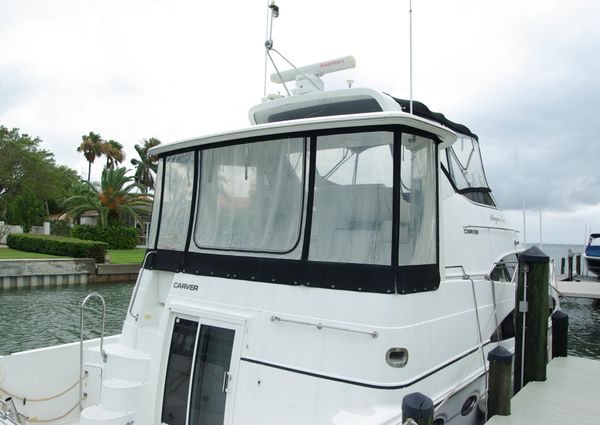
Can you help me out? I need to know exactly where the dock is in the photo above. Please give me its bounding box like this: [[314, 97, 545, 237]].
[[554, 278, 600, 299], [486, 356, 600, 425]]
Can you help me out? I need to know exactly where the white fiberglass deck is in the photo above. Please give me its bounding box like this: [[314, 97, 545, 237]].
[[486, 356, 600, 425]]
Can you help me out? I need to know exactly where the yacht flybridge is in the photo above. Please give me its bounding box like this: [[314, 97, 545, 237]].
[[1, 57, 523, 425]]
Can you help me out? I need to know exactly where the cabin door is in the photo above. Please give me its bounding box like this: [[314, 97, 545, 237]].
[[161, 315, 242, 425]]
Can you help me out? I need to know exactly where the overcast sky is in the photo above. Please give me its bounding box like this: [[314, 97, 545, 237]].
[[1, 0, 599, 244]]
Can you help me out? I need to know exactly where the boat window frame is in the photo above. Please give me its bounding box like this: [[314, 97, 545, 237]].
[[191, 136, 308, 255], [147, 124, 441, 294], [158, 311, 245, 425], [442, 137, 497, 208]]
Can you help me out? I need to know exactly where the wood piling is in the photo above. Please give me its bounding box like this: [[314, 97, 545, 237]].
[[551, 310, 569, 358], [514, 245, 549, 394], [487, 345, 513, 417], [401, 392, 433, 425]]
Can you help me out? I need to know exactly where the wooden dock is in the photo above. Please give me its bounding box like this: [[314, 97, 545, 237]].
[[553, 277, 600, 299], [486, 356, 600, 425]]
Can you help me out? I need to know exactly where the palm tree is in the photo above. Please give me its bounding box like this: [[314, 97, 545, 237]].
[[77, 132, 103, 181], [102, 140, 126, 169], [131, 138, 161, 194], [62, 167, 152, 227]]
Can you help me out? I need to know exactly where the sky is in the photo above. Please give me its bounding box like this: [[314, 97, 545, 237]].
[[1, 0, 599, 244]]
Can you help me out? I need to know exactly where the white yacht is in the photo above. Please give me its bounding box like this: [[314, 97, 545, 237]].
[[1, 58, 521, 425]]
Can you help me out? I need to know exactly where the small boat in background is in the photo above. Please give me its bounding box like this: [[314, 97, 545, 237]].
[[584, 233, 600, 277]]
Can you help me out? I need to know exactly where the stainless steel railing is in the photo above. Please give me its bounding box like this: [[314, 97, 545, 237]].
[[79, 293, 107, 411]]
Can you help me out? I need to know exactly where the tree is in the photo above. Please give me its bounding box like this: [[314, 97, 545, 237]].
[[8, 192, 47, 233], [0, 125, 80, 218], [131, 138, 161, 194], [62, 166, 152, 227], [78, 132, 103, 181], [102, 139, 126, 169]]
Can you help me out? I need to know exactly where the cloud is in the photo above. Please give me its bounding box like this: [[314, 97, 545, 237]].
[[1, 0, 600, 242]]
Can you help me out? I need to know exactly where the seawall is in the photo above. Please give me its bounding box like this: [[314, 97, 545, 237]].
[[0, 259, 139, 290]]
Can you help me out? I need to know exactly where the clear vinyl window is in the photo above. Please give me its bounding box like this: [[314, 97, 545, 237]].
[[310, 131, 394, 265], [399, 133, 437, 266], [157, 152, 195, 251], [194, 137, 305, 253], [147, 157, 164, 249]]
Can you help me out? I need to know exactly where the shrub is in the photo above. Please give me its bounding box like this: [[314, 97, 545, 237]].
[[71, 224, 138, 249], [6, 233, 107, 263]]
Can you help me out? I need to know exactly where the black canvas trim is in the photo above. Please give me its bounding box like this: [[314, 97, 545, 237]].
[[390, 96, 478, 140], [148, 249, 184, 272], [153, 159, 167, 249], [396, 264, 440, 294], [179, 252, 395, 294], [302, 137, 317, 260], [148, 250, 437, 295]]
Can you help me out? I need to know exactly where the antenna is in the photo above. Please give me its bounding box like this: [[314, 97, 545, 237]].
[[409, 0, 414, 114], [523, 202, 527, 248], [263, 1, 279, 98], [270, 56, 356, 83]]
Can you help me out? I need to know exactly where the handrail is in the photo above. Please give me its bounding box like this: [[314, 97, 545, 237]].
[[0, 397, 25, 424], [128, 250, 156, 321], [463, 225, 519, 233], [79, 293, 107, 412], [270, 315, 379, 338]]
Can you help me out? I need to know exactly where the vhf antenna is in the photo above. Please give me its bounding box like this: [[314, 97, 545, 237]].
[[263, 1, 321, 98], [409, 0, 414, 114], [263, 0, 279, 98]]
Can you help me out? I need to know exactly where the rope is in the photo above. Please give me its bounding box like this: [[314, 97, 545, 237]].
[[0, 372, 86, 403], [435, 271, 510, 413], [549, 261, 591, 346], [469, 275, 489, 422], [26, 401, 80, 423]]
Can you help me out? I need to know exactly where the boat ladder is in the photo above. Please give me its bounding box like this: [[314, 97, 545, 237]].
[[0, 396, 26, 425], [79, 292, 108, 412]]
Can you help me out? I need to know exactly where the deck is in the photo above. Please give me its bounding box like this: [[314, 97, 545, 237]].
[[486, 356, 600, 425], [554, 277, 600, 299]]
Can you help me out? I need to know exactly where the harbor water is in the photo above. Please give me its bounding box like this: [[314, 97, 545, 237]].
[[0, 282, 134, 355], [1, 243, 598, 358]]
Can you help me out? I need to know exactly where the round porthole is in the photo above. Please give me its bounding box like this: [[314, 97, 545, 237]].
[[461, 395, 478, 416], [385, 348, 408, 368]]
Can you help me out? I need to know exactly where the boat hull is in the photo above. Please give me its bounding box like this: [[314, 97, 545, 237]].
[[584, 254, 600, 277]]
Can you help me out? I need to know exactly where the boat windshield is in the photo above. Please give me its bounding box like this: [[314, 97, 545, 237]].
[[443, 136, 496, 207], [588, 235, 600, 247]]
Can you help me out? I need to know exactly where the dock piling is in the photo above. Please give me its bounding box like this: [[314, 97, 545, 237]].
[[401, 392, 434, 425], [514, 245, 550, 394], [551, 310, 569, 358], [487, 345, 513, 417]]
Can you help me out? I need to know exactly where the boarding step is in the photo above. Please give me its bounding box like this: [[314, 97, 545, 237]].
[[79, 405, 136, 425], [88, 343, 151, 382], [134, 325, 162, 354], [100, 378, 146, 412]]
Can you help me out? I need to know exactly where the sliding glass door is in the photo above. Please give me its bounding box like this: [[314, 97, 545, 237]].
[[162, 317, 239, 425]]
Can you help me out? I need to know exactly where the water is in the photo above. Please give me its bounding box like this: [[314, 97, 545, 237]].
[[533, 243, 600, 360], [1, 247, 598, 360], [0, 282, 134, 355]]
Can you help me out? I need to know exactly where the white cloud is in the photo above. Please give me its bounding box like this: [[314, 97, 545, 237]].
[[1, 0, 599, 242]]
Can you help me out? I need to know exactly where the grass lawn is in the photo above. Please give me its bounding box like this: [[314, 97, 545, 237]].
[[0, 248, 68, 260], [107, 248, 146, 264], [0, 247, 146, 264]]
